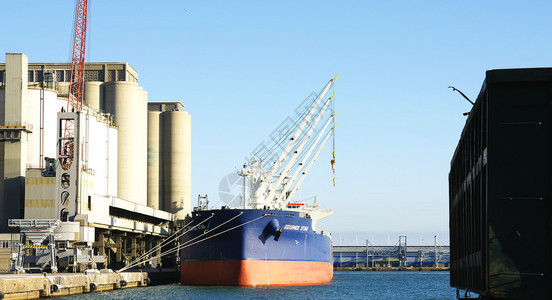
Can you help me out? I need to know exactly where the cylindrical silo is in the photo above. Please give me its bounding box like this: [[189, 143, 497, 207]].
[[99, 83, 107, 112], [104, 81, 147, 206], [84, 81, 102, 112], [161, 111, 191, 220], [147, 111, 161, 209]]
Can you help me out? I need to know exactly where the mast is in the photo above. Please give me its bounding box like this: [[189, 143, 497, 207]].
[[238, 164, 251, 209]]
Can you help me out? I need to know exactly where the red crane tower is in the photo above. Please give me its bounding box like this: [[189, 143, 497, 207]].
[[68, 0, 88, 111], [61, 0, 88, 170]]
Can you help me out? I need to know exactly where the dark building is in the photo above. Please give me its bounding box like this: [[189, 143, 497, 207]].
[[449, 68, 552, 299]]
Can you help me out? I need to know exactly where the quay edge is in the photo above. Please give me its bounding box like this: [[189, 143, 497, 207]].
[[0, 271, 149, 299]]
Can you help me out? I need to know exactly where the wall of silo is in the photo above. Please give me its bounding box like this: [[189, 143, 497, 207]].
[[86, 114, 109, 196], [45, 98, 67, 163], [0, 89, 4, 122], [84, 81, 102, 112], [25, 89, 41, 168], [104, 82, 147, 206], [107, 126, 118, 197], [147, 111, 161, 209], [26, 88, 58, 168], [161, 111, 191, 220]]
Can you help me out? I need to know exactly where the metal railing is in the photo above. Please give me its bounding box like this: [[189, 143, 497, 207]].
[[0, 121, 33, 130]]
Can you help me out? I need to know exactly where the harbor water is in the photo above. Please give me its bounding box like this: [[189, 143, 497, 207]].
[[57, 271, 458, 299]]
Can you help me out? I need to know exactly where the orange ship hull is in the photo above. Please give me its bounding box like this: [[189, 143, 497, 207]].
[[181, 260, 333, 286]]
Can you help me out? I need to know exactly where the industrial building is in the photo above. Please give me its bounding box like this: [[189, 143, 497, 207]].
[[450, 68, 552, 299], [0, 53, 191, 270]]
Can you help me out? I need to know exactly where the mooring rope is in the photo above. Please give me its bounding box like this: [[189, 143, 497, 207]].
[[119, 213, 267, 271], [118, 214, 213, 272], [176, 212, 244, 250], [177, 213, 266, 251], [125, 219, 196, 268], [119, 212, 244, 271], [120, 212, 246, 271], [156, 213, 266, 263]]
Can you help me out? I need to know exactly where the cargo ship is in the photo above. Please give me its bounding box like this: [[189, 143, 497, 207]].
[[180, 76, 338, 286]]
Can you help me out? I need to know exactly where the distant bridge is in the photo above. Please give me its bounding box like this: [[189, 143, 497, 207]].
[[333, 244, 450, 268]]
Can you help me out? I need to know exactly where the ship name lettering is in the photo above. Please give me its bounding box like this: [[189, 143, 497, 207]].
[[284, 224, 300, 230], [283, 225, 309, 231]]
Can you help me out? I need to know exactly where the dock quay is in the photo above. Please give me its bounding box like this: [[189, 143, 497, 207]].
[[0, 270, 149, 299]]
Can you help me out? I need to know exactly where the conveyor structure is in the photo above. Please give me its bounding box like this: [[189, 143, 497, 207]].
[[8, 219, 60, 273]]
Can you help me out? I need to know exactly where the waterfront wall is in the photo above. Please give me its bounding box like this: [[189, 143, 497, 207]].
[[0, 271, 148, 299]]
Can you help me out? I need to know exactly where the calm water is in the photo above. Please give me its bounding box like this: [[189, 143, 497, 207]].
[[58, 271, 458, 299]]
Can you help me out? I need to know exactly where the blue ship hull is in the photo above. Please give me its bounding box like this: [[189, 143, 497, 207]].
[[180, 208, 333, 286]]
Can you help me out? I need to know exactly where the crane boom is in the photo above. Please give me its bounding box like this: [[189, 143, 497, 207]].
[[251, 75, 337, 207], [266, 94, 335, 206], [276, 111, 336, 204], [285, 124, 336, 202]]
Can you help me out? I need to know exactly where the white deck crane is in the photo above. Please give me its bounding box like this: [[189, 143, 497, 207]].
[[266, 94, 335, 208], [243, 75, 338, 213], [275, 110, 337, 205]]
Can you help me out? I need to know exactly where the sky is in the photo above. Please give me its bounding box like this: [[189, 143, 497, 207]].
[[2, 1, 552, 245]]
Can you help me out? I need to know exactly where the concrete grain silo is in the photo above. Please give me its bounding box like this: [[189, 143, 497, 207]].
[[161, 110, 191, 220], [104, 81, 147, 206], [1, 57, 181, 266], [84, 81, 102, 112], [147, 110, 161, 209]]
